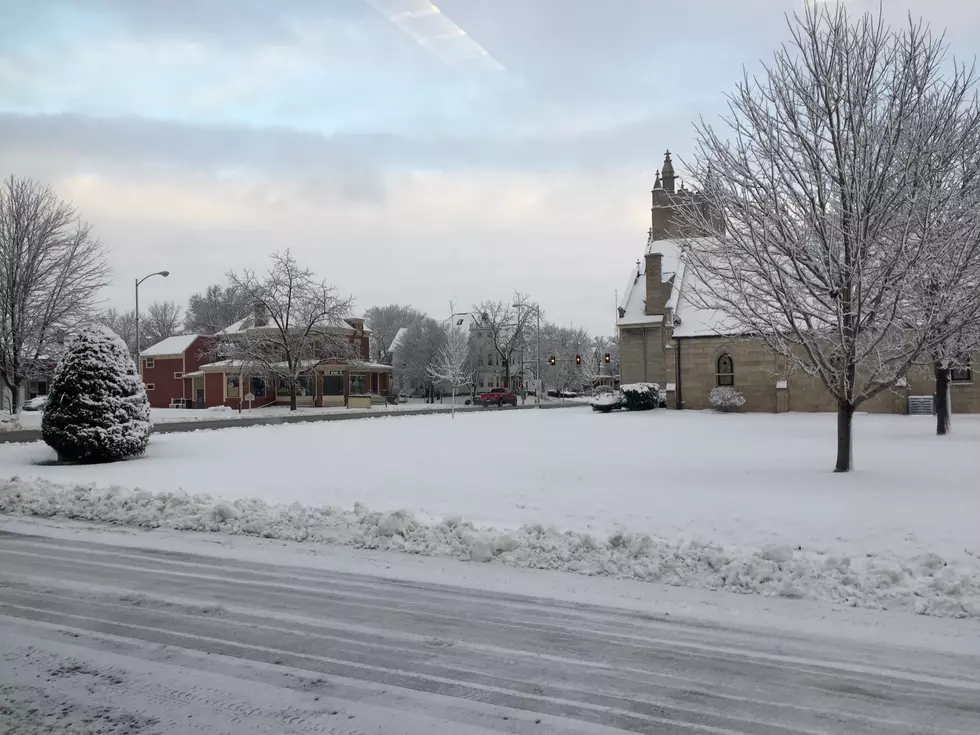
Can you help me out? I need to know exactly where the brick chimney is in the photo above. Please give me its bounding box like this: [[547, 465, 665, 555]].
[[644, 252, 670, 315]]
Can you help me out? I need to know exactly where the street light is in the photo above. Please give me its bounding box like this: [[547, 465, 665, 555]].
[[135, 270, 170, 379]]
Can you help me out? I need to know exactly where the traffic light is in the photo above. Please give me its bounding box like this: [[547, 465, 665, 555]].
[[549, 356, 556, 366], [575, 354, 582, 365], [604, 353, 611, 363]]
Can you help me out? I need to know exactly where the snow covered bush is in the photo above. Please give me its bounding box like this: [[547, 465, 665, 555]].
[[621, 383, 659, 411], [709, 386, 745, 412], [41, 325, 151, 463]]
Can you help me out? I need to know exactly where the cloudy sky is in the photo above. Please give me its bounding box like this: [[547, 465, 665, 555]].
[[1, 0, 978, 335]]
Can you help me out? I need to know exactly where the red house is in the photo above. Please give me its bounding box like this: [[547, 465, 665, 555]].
[[139, 316, 393, 411], [139, 335, 212, 408]]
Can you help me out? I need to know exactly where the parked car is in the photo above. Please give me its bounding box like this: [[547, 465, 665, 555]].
[[22, 395, 48, 411], [591, 391, 624, 413], [476, 387, 518, 407]]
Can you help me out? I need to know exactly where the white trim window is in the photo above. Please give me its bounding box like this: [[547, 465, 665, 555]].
[[145, 358, 155, 369], [173, 371, 183, 379], [145, 383, 155, 391]]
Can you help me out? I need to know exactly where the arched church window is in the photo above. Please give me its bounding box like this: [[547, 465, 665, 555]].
[[716, 354, 735, 387]]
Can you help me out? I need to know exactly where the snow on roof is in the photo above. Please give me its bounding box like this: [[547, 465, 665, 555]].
[[140, 334, 201, 357], [616, 238, 685, 328], [671, 263, 747, 338], [216, 317, 250, 335], [388, 326, 408, 354]]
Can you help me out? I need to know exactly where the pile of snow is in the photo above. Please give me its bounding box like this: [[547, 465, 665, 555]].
[[0, 414, 21, 432], [591, 392, 621, 408], [3, 476, 978, 620]]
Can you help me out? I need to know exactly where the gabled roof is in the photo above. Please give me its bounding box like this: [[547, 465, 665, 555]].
[[616, 238, 685, 327], [388, 326, 409, 354], [140, 334, 203, 357], [617, 236, 747, 338]]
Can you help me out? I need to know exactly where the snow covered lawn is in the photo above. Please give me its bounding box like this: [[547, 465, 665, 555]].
[[2, 409, 979, 618]]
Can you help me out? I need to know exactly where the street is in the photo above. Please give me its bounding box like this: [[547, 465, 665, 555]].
[[1, 529, 979, 734]]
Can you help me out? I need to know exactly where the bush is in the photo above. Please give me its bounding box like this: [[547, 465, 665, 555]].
[[709, 386, 745, 412], [42, 325, 152, 463], [621, 382, 659, 411]]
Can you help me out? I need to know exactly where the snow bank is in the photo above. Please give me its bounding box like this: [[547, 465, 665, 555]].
[[0, 414, 21, 432], [3, 476, 978, 620]]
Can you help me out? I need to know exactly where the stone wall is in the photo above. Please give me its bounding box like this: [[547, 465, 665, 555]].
[[619, 325, 669, 386], [673, 338, 980, 414]]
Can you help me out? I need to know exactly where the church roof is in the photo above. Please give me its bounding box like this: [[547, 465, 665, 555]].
[[617, 236, 747, 337]]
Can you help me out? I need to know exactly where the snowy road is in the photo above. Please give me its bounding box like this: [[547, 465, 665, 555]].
[[2, 531, 980, 734]]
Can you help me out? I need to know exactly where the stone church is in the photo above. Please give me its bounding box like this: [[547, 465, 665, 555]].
[[616, 152, 980, 414]]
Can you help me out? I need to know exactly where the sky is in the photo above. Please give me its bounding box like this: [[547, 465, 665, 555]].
[[1, 0, 978, 336]]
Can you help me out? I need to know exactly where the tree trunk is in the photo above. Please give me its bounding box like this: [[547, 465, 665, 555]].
[[451, 387, 456, 418], [935, 364, 951, 436], [10, 377, 22, 414], [834, 401, 854, 473], [290, 382, 298, 411]]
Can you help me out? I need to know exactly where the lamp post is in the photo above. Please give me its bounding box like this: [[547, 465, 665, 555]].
[[135, 270, 170, 379]]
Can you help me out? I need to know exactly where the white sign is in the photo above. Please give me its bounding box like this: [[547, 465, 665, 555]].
[[244, 393, 255, 402]]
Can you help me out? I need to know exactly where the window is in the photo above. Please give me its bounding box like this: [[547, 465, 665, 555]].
[[145, 383, 155, 391], [225, 375, 240, 398], [173, 371, 183, 379], [350, 373, 367, 395], [322, 373, 343, 396], [250, 377, 266, 397], [488, 353, 493, 366], [716, 354, 734, 386], [145, 358, 155, 369], [951, 361, 973, 383]]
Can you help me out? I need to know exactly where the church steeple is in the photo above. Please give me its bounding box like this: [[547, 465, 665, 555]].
[[661, 150, 676, 193], [653, 169, 662, 191]]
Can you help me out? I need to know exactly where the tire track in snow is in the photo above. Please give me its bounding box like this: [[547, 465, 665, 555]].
[[2, 531, 980, 734]]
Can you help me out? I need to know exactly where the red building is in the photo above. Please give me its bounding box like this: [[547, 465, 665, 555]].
[[139, 317, 393, 411], [139, 335, 212, 409]]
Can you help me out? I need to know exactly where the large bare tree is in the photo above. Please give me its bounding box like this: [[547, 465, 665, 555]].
[[0, 176, 109, 413], [364, 304, 420, 365], [184, 283, 248, 334], [472, 292, 537, 390], [143, 300, 183, 346], [214, 250, 355, 411], [96, 308, 138, 357], [676, 4, 980, 471], [394, 316, 447, 402]]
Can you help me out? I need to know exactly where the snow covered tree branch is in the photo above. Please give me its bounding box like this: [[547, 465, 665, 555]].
[[0, 176, 109, 413], [212, 250, 355, 411], [675, 4, 980, 471], [426, 326, 472, 416], [472, 292, 537, 390]]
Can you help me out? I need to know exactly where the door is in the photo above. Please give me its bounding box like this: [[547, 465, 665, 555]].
[[196, 389, 204, 409]]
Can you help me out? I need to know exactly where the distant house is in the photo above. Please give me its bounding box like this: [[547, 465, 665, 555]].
[[139, 334, 212, 409], [142, 311, 395, 411]]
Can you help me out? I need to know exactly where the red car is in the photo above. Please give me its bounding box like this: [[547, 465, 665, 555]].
[[477, 387, 518, 407]]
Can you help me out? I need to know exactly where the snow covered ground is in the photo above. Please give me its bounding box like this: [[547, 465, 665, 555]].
[[1, 409, 979, 618]]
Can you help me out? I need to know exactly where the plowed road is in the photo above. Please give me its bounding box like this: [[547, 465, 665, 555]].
[[1, 529, 979, 734]]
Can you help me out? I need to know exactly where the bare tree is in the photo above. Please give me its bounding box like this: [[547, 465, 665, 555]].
[[394, 316, 447, 402], [214, 250, 355, 411], [426, 326, 472, 416], [676, 4, 980, 471], [472, 292, 537, 389], [364, 304, 420, 365], [0, 176, 109, 413], [540, 323, 590, 397], [578, 344, 603, 395], [96, 308, 139, 357], [143, 300, 183, 345], [184, 283, 248, 334]]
